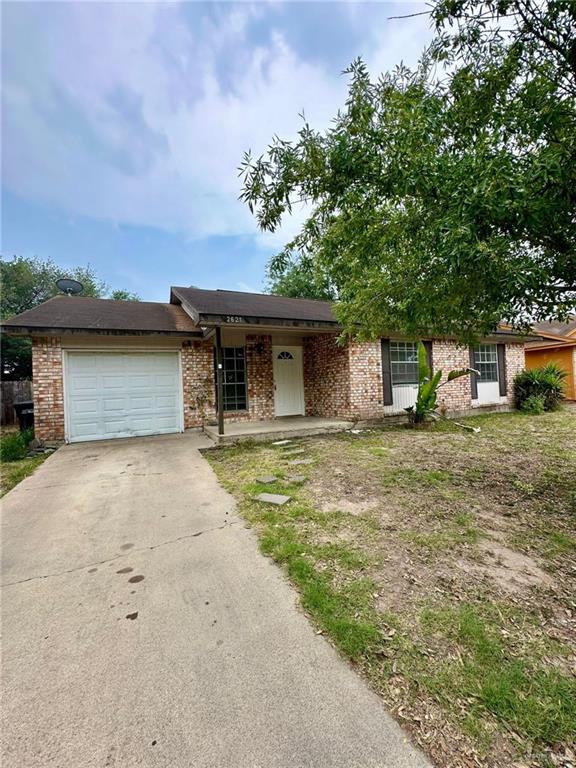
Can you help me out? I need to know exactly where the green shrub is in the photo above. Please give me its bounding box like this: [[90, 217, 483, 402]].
[[0, 429, 34, 463], [520, 394, 545, 415], [514, 364, 567, 412]]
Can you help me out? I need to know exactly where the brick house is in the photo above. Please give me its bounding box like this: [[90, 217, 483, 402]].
[[2, 287, 526, 444]]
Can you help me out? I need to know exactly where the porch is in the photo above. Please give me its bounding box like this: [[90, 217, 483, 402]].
[[204, 416, 354, 445]]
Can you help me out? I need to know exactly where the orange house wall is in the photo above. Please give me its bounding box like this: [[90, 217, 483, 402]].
[[525, 347, 575, 400]]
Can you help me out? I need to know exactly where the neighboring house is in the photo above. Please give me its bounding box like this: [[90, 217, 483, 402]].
[[2, 287, 527, 444], [525, 316, 576, 401]]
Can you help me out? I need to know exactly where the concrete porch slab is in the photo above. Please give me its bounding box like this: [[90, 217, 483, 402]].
[[204, 416, 354, 445]]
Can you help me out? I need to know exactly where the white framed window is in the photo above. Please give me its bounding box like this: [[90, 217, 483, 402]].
[[390, 341, 419, 385], [473, 344, 498, 383]]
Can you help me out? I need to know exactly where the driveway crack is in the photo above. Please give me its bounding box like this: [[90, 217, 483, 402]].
[[1, 520, 241, 588]]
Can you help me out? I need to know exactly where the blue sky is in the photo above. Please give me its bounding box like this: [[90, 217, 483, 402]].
[[2, 1, 432, 301]]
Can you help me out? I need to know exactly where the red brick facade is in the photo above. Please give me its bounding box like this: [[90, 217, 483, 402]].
[[32, 337, 65, 443], [181, 339, 214, 429], [303, 334, 350, 417], [432, 341, 474, 412], [246, 335, 274, 421], [30, 334, 526, 442]]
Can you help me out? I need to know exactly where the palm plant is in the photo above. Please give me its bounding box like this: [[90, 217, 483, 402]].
[[405, 342, 479, 425]]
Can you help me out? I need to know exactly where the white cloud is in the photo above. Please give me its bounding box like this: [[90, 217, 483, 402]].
[[2, 2, 432, 247]]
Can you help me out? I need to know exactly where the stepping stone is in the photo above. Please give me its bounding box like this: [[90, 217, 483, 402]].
[[285, 474, 306, 484], [253, 493, 291, 506], [256, 475, 279, 485], [272, 440, 293, 446], [287, 459, 313, 466]]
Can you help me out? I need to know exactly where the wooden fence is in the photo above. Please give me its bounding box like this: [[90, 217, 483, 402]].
[[1, 380, 33, 426]]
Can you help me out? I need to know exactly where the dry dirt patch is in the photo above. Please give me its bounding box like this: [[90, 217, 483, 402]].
[[209, 410, 576, 768]]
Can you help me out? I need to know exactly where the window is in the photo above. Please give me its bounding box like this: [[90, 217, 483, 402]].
[[277, 351, 293, 360], [473, 344, 498, 382], [390, 341, 419, 385], [216, 347, 247, 411]]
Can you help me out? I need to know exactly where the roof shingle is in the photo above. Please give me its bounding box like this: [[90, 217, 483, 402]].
[[171, 286, 336, 323], [2, 296, 199, 334]]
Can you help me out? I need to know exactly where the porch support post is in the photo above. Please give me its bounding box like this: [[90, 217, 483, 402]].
[[215, 326, 225, 436]]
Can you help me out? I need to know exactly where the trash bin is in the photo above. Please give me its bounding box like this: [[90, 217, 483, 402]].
[[13, 400, 34, 432]]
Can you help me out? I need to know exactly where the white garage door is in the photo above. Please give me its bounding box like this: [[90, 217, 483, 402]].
[[65, 351, 183, 443]]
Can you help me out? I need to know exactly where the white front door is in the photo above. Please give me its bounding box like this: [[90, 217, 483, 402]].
[[273, 346, 305, 417], [65, 351, 183, 443]]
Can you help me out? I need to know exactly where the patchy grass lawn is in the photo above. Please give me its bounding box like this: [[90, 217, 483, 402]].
[[0, 454, 49, 497], [207, 410, 576, 768], [0, 425, 50, 496]]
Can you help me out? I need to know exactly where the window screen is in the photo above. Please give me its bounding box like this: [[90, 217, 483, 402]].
[[216, 347, 247, 411], [390, 341, 419, 385], [473, 344, 498, 382]]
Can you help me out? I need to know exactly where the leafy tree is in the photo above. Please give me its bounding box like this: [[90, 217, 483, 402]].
[[241, 0, 576, 341], [268, 255, 336, 300], [1, 255, 140, 378], [109, 289, 141, 301]]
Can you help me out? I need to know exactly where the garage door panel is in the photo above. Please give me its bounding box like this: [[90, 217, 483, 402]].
[[102, 375, 127, 389], [104, 419, 129, 434], [73, 421, 103, 438], [66, 352, 183, 443], [155, 415, 180, 429], [155, 395, 177, 408], [128, 374, 154, 388], [102, 397, 127, 412], [129, 396, 155, 410], [72, 398, 100, 415], [155, 373, 178, 386], [71, 375, 99, 390]]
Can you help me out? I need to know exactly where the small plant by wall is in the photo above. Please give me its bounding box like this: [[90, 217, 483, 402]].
[[514, 364, 567, 413], [0, 428, 34, 462]]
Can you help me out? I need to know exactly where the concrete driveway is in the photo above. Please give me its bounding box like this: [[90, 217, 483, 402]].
[[1, 433, 430, 768]]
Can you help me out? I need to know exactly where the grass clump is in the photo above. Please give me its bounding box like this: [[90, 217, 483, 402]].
[[420, 604, 576, 745], [401, 512, 479, 550], [0, 454, 49, 496], [0, 428, 34, 462]]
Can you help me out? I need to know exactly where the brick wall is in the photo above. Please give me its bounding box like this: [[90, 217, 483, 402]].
[[30, 334, 526, 443], [32, 337, 65, 442], [303, 334, 351, 417], [303, 336, 525, 421], [246, 335, 274, 420], [348, 340, 384, 419], [432, 341, 473, 413], [185, 334, 275, 426], [181, 339, 214, 428], [504, 343, 525, 406]]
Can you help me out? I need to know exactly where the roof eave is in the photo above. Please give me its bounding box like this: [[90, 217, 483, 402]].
[[197, 313, 339, 330], [1, 325, 203, 338]]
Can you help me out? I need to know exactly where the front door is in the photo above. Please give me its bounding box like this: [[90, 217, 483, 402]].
[[273, 346, 305, 416]]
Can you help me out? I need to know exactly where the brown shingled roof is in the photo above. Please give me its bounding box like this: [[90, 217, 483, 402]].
[[171, 286, 337, 323], [2, 296, 200, 334], [532, 315, 576, 338]]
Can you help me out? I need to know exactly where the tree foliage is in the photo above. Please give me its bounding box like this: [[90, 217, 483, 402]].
[[1, 255, 140, 378], [267, 255, 336, 300], [241, 0, 576, 341]]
